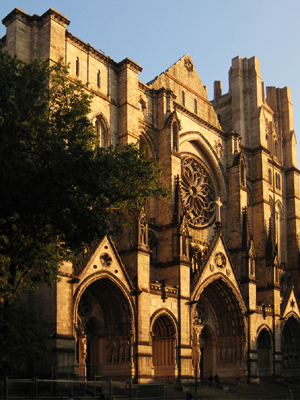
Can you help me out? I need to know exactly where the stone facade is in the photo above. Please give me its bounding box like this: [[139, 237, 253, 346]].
[[2, 7, 300, 383]]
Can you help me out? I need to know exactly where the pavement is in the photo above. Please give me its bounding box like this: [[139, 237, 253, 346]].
[[163, 379, 300, 399]]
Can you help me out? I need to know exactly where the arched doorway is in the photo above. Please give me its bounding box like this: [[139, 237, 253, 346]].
[[257, 328, 272, 377], [152, 313, 177, 380], [282, 316, 300, 376], [194, 277, 246, 380], [199, 325, 215, 380], [76, 277, 133, 380]]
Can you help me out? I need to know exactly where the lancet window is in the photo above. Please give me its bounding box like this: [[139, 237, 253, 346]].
[[97, 70, 101, 88], [95, 118, 107, 148], [76, 57, 80, 77]]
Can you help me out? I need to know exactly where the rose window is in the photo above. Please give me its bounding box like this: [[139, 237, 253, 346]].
[[181, 156, 216, 227]]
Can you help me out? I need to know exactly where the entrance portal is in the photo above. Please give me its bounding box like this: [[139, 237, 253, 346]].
[[257, 328, 272, 377], [195, 277, 246, 380], [199, 326, 215, 379], [76, 278, 133, 380], [152, 314, 176, 379], [282, 316, 300, 376]]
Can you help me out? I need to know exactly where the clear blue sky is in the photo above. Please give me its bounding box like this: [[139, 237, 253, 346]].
[[1, 1, 300, 163]]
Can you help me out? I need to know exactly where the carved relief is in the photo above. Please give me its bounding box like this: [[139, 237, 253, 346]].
[[139, 214, 148, 246], [214, 252, 226, 269], [184, 58, 194, 72], [78, 294, 93, 320], [100, 253, 112, 267], [214, 139, 223, 158]]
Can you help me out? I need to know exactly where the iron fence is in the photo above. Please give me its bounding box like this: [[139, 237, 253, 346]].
[[1, 376, 165, 400]]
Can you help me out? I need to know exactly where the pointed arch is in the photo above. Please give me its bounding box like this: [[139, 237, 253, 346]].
[[76, 57, 80, 77], [74, 272, 135, 379], [92, 113, 110, 148], [165, 111, 181, 152], [150, 309, 178, 379], [275, 200, 285, 263], [257, 326, 273, 377], [179, 131, 227, 205], [97, 70, 101, 88]]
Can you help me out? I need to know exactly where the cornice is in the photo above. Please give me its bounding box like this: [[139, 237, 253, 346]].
[[138, 81, 151, 92], [267, 158, 285, 172], [175, 102, 224, 136], [261, 103, 275, 117], [286, 166, 300, 175], [65, 31, 119, 72], [252, 145, 271, 155], [44, 8, 70, 28], [118, 57, 143, 74], [2, 8, 70, 29]]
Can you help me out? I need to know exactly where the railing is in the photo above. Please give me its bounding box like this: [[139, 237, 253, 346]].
[[1, 376, 165, 400]]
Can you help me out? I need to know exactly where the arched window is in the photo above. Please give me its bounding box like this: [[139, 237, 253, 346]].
[[76, 57, 80, 77], [172, 123, 178, 151], [139, 136, 151, 160], [181, 91, 185, 106], [95, 118, 106, 148], [240, 162, 246, 187], [275, 173, 281, 190], [275, 202, 284, 263], [97, 70, 101, 88], [268, 169, 272, 185], [274, 140, 278, 158], [194, 99, 197, 114], [182, 231, 187, 256]]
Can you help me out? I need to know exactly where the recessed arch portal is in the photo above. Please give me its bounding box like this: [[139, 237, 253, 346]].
[[151, 310, 178, 379], [75, 276, 134, 379], [282, 315, 300, 376], [257, 327, 272, 377], [193, 276, 247, 379]]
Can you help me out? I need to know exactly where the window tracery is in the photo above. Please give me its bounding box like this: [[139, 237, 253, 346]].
[[95, 117, 107, 148], [181, 156, 216, 228]]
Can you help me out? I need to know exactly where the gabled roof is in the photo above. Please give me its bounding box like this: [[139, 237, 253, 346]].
[[148, 54, 208, 99], [191, 225, 246, 311], [281, 284, 300, 319], [73, 236, 134, 291]]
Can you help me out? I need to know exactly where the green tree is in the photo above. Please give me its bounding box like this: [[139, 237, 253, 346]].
[[0, 51, 167, 375]]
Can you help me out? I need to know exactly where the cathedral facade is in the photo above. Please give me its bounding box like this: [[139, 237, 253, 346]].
[[3, 8, 300, 382]]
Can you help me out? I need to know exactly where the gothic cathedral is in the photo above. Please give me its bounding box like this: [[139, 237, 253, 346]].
[[3, 8, 300, 382]]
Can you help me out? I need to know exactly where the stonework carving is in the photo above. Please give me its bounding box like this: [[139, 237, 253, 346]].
[[78, 295, 93, 320], [214, 139, 223, 157], [193, 301, 208, 326], [215, 252, 226, 268], [139, 214, 148, 245], [181, 156, 216, 227], [100, 253, 112, 267], [184, 58, 194, 72]]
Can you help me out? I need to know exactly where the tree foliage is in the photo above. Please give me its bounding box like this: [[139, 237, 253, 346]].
[[0, 51, 167, 304], [0, 300, 49, 375], [0, 50, 168, 377]]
